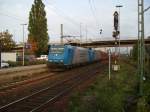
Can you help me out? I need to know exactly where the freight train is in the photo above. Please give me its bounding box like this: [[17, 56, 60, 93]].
[[47, 44, 107, 69]]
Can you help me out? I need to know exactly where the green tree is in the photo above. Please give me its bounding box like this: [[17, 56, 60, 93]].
[[28, 0, 48, 56], [0, 30, 16, 52]]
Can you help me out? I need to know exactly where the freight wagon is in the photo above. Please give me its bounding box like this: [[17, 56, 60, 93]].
[[47, 44, 102, 69]]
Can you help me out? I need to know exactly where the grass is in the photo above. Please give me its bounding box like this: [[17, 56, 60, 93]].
[[136, 78, 150, 112], [68, 60, 139, 112]]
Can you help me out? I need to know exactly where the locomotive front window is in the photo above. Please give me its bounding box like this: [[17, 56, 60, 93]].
[[50, 47, 64, 54]]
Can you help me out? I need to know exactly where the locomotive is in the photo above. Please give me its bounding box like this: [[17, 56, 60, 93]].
[[47, 44, 104, 69]]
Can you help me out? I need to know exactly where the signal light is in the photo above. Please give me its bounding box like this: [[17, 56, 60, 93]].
[[114, 11, 119, 31]]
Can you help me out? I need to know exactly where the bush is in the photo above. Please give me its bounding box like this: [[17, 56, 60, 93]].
[[7, 60, 47, 67], [7, 61, 22, 67]]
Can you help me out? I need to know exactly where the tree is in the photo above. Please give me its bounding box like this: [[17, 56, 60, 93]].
[[0, 30, 16, 52], [28, 0, 48, 56]]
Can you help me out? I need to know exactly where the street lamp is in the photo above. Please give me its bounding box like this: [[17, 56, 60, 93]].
[[21, 24, 27, 66], [116, 5, 123, 59]]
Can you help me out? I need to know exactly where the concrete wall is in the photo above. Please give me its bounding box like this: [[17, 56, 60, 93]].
[[1, 52, 16, 62]]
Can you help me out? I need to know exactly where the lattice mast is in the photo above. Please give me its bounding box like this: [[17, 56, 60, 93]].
[[138, 0, 145, 96]]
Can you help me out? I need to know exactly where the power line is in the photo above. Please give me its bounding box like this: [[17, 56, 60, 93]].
[[144, 6, 150, 12], [0, 12, 25, 22], [88, 0, 102, 38], [45, 1, 79, 26], [92, 0, 97, 12], [44, 0, 97, 38], [45, 0, 95, 38], [44, 1, 80, 34], [88, 0, 99, 25]]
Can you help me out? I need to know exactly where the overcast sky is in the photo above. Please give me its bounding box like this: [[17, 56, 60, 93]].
[[0, 0, 150, 43]]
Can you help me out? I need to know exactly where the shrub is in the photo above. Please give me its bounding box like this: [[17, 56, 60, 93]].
[[7, 60, 47, 67]]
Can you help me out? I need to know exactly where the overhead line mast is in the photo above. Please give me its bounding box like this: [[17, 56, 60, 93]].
[[138, 0, 145, 96]]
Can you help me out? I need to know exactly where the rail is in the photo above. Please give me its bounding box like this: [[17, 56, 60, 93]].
[[0, 64, 102, 112]]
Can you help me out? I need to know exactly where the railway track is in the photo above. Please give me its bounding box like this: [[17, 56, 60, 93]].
[[0, 64, 49, 87], [0, 63, 103, 112], [0, 73, 54, 92]]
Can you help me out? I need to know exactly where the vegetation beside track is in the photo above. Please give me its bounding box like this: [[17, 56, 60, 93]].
[[68, 59, 149, 112], [7, 60, 46, 67], [131, 44, 150, 112]]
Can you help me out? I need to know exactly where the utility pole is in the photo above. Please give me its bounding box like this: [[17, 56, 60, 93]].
[[60, 24, 63, 44], [138, 0, 145, 96], [80, 23, 82, 44], [21, 24, 27, 66], [86, 25, 88, 43]]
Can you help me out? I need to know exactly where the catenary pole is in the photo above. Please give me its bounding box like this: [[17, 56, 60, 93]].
[[138, 0, 145, 96], [21, 24, 27, 66]]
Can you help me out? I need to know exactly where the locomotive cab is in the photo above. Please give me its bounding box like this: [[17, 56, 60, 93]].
[[48, 45, 65, 64], [48, 44, 75, 68]]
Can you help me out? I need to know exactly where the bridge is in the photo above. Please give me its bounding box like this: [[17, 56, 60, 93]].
[[70, 39, 150, 47]]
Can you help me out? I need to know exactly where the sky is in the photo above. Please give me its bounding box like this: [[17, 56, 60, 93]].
[[0, 0, 150, 43]]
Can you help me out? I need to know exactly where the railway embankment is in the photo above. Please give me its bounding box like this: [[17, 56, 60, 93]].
[[68, 59, 150, 112], [0, 64, 48, 87]]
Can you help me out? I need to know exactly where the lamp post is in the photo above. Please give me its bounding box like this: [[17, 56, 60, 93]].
[[21, 24, 27, 66], [116, 5, 123, 60]]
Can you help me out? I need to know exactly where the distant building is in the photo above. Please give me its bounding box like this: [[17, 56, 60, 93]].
[[1, 52, 17, 62], [12, 44, 23, 57]]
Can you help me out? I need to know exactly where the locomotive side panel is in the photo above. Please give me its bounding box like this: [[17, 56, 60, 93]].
[[63, 46, 75, 65], [72, 47, 89, 65]]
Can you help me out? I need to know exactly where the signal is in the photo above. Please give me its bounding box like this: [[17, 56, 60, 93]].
[[114, 11, 119, 31]]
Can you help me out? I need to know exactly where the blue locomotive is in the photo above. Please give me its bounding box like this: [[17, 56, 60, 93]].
[[47, 44, 101, 69]]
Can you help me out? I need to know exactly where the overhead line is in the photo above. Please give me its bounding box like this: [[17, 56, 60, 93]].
[[0, 12, 25, 22], [88, 0, 99, 25], [44, 1, 80, 33], [144, 6, 150, 12], [92, 0, 97, 12], [44, 0, 97, 38]]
